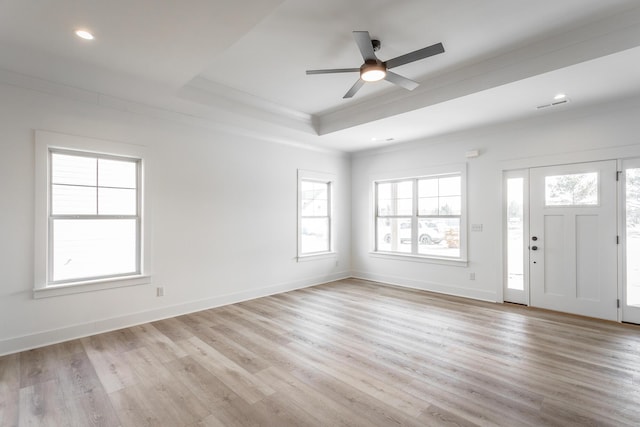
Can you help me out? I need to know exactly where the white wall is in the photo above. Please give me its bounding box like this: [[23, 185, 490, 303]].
[[3, 74, 640, 356], [351, 96, 640, 302], [0, 82, 351, 355]]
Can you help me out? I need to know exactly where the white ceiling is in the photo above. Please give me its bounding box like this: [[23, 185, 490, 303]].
[[1, 0, 640, 152]]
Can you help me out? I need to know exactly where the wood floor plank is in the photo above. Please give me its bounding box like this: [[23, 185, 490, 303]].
[[256, 366, 371, 427], [417, 404, 481, 427], [151, 317, 195, 342], [81, 335, 137, 394], [18, 347, 58, 388], [166, 356, 242, 407], [128, 323, 188, 363], [286, 363, 430, 427], [186, 325, 270, 374], [108, 383, 165, 427], [55, 349, 104, 398], [0, 353, 20, 427], [62, 391, 121, 427], [18, 379, 69, 426], [177, 336, 275, 405]]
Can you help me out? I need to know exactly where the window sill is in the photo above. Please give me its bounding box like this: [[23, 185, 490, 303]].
[[33, 275, 152, 299], [369, 251, 468, 267], [297, 252, 337, 262]]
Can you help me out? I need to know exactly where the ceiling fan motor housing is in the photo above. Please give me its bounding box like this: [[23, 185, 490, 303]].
[[360, 59, 386, 82]]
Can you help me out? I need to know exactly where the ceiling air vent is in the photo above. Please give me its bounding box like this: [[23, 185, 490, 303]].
[[536, 99, 569, 110]]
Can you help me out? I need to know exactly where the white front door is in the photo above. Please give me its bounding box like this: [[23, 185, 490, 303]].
[[529, 160, 618, 321]]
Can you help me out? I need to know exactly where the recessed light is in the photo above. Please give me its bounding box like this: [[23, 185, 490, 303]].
[[554, 93, 566, 100], [75, 30, 95, 40]]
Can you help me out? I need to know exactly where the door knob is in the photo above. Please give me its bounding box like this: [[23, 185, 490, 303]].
[[532, 236, 538, 241], [531, 246, 538, 251]]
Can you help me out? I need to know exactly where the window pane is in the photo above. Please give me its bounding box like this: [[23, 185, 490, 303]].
[[626, 168, 640, 306], [394, 181, 412, 216], [98, 158, 137, 189], [377, 197, 392, 216], [418, 218, 460, 257], [418, 197, 439, 215], [397, 198, 412, 216], [397, 181, 412, 199], [301, 181, 315, 216], [313, 200, 328, 216], [418, 178, 438, 198], [51, 184, 96, 215], [98, 188, 137, 215], [507, 178, 524, 291], [376, 218, 411, 253], [301, 217, 329, 253], [301, 181, 328, 217], [377, 181, 412, 216], [439, 196, 461, 215], [439, 176, 461, 196], [52, 219, 137, 282], [545, 172, 598, 206], [51, 153, 96, 186], [377, 182, 391, 200]]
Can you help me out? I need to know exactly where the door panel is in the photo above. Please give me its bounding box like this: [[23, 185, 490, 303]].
[[530, 160, 617, 321], [543, 214, 566, 296], [576, 215, 599, 300]]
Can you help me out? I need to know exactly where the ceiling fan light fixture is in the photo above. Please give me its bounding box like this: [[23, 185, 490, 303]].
[[360, 62, 386, 82]]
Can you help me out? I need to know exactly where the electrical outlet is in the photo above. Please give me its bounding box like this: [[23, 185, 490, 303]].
[[469, 272, 476, 280], [157, 287, 164, 297]]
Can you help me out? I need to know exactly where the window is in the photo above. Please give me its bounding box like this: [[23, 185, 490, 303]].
[[35, 131, 150, 297], [625, 166, 640, 307], [374, 169, 465, 261], [298, 170, 335, 258], [503, 169, 528, 305], [545, 172, 598, 206], [50, 151, 140, 282], [506, 176, 525, 291]]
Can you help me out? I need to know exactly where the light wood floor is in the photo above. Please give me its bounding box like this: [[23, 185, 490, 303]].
[[2, 279, 640, 426]]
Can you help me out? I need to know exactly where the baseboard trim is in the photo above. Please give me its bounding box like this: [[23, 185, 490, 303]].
[[350, 271, 498, 302], [0, 272, 350, 356]]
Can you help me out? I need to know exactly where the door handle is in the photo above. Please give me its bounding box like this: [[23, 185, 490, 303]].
[[531, 246, 538, 251]]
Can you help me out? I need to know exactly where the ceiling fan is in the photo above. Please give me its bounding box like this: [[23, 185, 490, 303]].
[[306, 31, 445, 99]]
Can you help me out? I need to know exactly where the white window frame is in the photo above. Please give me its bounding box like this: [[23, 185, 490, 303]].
[[34, 130, 151, 298], [297, 169, 336, 261], [370, 164, 467, 266]]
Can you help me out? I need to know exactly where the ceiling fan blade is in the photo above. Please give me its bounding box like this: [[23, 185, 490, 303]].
[[343, 79, 365, 98], [353, 31, 377, 61], [306, 68, 360, 75], [384, 71, 419, 91], [385, 42, 445, 69]]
